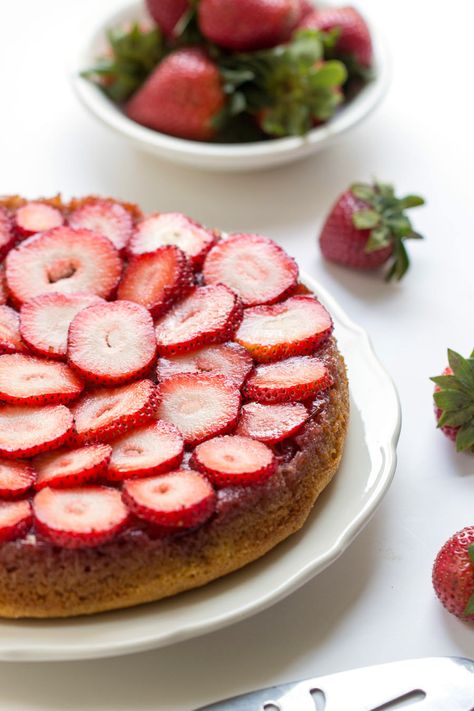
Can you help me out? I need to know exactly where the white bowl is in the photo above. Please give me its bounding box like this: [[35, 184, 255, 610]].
[[72, 1, 391, 172]]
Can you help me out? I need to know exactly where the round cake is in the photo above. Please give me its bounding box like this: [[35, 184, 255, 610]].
[[0, 195, 349, 618]]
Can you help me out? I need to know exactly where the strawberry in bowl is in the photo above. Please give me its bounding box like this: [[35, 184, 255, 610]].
[[73, 2, 389, 169], [0, 193, 349, 618]]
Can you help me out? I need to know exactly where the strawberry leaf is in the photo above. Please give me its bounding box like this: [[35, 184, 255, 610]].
[[215, 30, 347, 137], [430, 375, 470, 393], [465, 593, 474, 617], [365, 226, 391, 253], [437, 405, 474, 428], [447, 349, 474, 392], [456, 423, 474, 452], [349, 180, 425, 281], [81, 24, 164, 103], [469, 544, 474, 567], [385, 239, 409, 282], [434, 390, 473, 411], [400, 195, 425, 209], [350, 183, 376, 202], [353, 209, 380, 230]]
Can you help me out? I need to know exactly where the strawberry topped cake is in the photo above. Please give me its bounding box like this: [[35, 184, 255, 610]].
[[0, 195, 348, 618]]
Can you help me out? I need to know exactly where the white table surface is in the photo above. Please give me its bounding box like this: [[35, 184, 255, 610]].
[[0, 0, 473, 708]]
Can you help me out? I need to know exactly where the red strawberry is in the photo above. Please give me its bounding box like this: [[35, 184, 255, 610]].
[[128, 213, 216, 269], [117, 246, 194, 318], [0, 404, 73, 459], [123, 470, 215, 529], [299, 0, 314, 21], [299, 6, 373, 68], [145, 0, 189, 37], [157, 341, 253, 388], [319, 182, 425, 281], [236, 401, 308, 444], [34, 444, 112, 490], [0, 354, 84, 405], [431, 350, 474, 452], [0, 306, 28, 355], [0, 500, 32, 543], [5, 226, 122, 304], [203, 234, 298, 307], [33, 486, 129, 548], [156, 373, 240, 445], [126, 48, 226, 142], [107, 420, 184, 481], [0, 207, 15, 261], [14, 202, 64, 239], [432, 526, 474, 620], [67, 301, 157, 385], [198, 0, 301, 51], [236, 295, 332, 362], [0, 267, 8, 305], [0, 459, 35, 499], [72, 379, 157, 445], [19, 293, 104, 360], [191, 434, 277, 486], [68, 198, 135, 252], [244, 355, 332, 403], [155, 285, 243, 356]]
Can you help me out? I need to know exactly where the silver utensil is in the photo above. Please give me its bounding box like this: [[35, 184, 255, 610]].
[[194, 656, 474, 710]]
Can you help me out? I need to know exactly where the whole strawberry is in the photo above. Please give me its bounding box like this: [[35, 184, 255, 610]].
[[319, 181, 425, 281], [431, 350, 474, 452], [126, 47, 226, 141], [432, 526, 474, 620], [298, 5, 373, 67], [198, 0, 301, 51], [145, 0, 189, 37]]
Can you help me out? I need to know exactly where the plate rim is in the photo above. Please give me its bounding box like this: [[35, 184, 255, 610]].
[[70, 0, 392, 169], [0, 273, 401, 661]]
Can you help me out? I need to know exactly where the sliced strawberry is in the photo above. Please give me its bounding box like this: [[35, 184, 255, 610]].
[[190, 434, 277, 486], [156, 373, 240, 445], [0, 404, 73, 459], [156, 341, 253, 388], [244, 355, 332, 403], [67, 301, 157, 385], [122, 470, 215, 528], [72, 379, 157, 444], [0, 207, 15, 261], [14, 202, 64, 238], [117, 246, 194, 318], [0, 458, 35, 499], [33, 485, 129, 548], [0, 354, 84, 405], [0, 305, 28, 354], [68, 198, 134, 252], [34, 444, 112, 490], [236, 295, 333, 362], [236, 401, 308, 444], [203, 234, 298, 306], [0, 500, 32, 543], [155, 285, 242, 356], [19, 292, 104, 360], [5, 226, 122, 304], [128, 213, 216, 269], [0, 267, 8, 305], [107, 420, 184, 481]]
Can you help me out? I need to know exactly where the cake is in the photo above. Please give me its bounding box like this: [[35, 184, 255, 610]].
[[0, 195, 349, 618]]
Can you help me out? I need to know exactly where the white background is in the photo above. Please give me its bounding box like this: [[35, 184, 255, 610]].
[[0, 0, 473, 708]]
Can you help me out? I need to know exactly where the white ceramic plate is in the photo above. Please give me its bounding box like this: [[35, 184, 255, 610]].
[[0, 274, 400, 662], [71, 1, 391, 171]]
